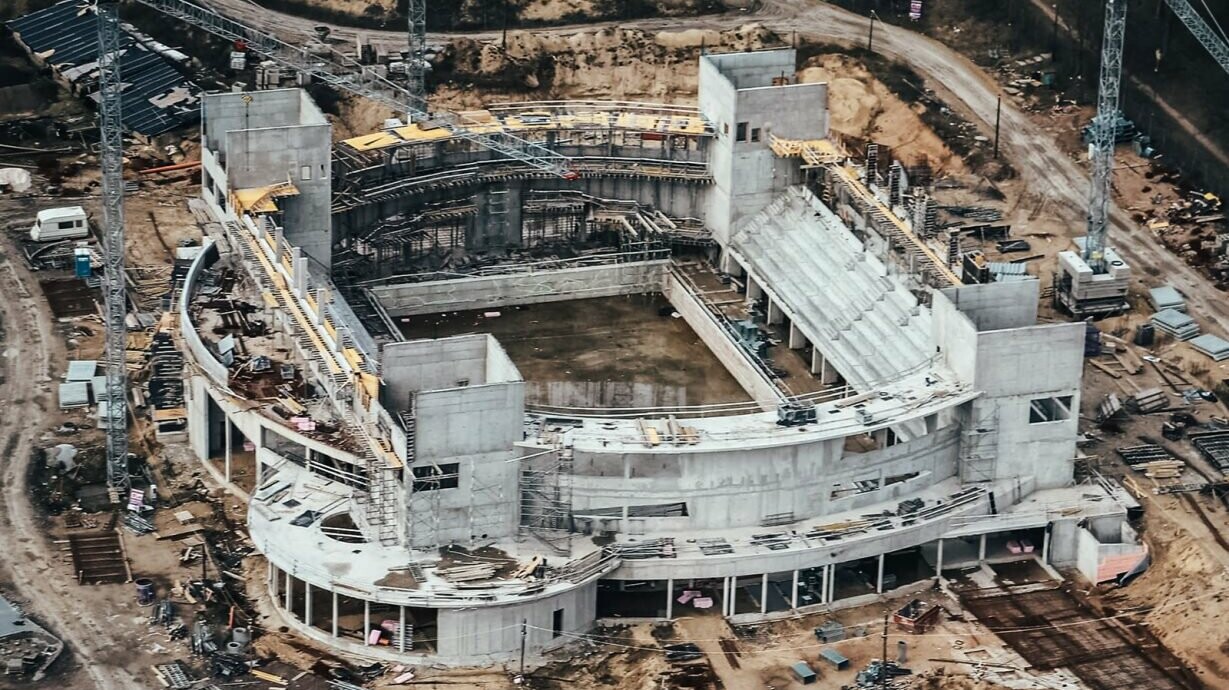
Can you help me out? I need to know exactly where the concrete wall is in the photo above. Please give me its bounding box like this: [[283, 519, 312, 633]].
[[698, 49, 828, 245], [939, 281, 1040, 332], [1075, 521, 1146, 584], [202, 89, 333, 269], [179, 240, 229, 386], [611, 486, 997, 580], [371, 261, 669, 317], [973, 322, 1084, 488], [383, 335, 495, 406], [408, 379, 525, 546], [570, 425, 960, 530], [436, 580, 598, 660], [931, 288, 980, 385], [662, 271, 779, 407]]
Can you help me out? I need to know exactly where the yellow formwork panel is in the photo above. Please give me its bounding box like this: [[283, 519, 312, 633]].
[[392, 124, 451, 142]]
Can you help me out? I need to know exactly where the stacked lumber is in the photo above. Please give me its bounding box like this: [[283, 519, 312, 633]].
[[1130, 388, 1168, 413], [437, 563, 498, 583], [1139, 460, 1184, 479]]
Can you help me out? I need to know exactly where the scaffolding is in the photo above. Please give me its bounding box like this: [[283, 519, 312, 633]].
[[959, 402, 999, 485], [519, 444, 573, 556]]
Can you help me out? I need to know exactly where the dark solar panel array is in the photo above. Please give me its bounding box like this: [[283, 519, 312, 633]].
[[7, 0, 199, 136]]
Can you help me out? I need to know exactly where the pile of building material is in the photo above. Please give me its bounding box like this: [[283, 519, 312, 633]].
[[1117, 444, 1185, 479], [1189, 334, 1229, 361], [1130, 388, 1168, 413], [1148, 285, 1187, 312], [892, 599, 941, 633], [1151, 309, 1201, 340], [436, 563, 498, 583], [1191, 430, 1229, 473]]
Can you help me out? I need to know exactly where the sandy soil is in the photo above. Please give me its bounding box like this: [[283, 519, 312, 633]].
[[799, 54, 964, 174], [0, 223, 143, 689], [430, 23, 777, 110]]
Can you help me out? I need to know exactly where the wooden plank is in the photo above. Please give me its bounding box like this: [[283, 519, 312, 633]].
[[1089, 360, 1122, 379]]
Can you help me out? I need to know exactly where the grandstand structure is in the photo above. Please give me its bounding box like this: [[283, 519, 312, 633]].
[[181, 49, 1136, 664]]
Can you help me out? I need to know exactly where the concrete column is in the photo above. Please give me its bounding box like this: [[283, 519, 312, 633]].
[[821, 565, 830, 605], [760, 574, 768, 614], [289, 246, 303, 292], [284, 571, 292, 613], [722, 577, 732, 616], [296, 255, 310, 296], [935, 539, 945, 577], [821, 357, 839, 386], [304, 582, 313, 628], [224, 421, 232, 482], [747, 277, 763, 306], [1042, 528, 1051, 564], [363, 600, 371, 645], [873, 429, 890, 449], [811, 348, 823, 375], [399, 606, 407, 652], [827, 565, 836, 603], [876, 554, 886, 594], [768, 299, 784, 326], [788, 322, 806, 349], [790, 570, 799, 609], [267, 562, 275, 598], [332, 592, 338, 638], [665, 579, 674, 620], [979, 534, 988, 562]]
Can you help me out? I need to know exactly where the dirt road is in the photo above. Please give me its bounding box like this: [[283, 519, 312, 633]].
[[197, 0, 1229, 333], [0, 241, 144, 690]]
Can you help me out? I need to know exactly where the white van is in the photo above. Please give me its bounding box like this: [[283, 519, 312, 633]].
[[30, 206, 89, 242]]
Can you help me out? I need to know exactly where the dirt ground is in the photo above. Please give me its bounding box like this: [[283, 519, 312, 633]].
[[398, 293, 751, 406], [799, 53, 965, 174]]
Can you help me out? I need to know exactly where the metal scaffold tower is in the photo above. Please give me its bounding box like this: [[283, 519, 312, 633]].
[[406, 0, 427, 109], [131, 0, 571, 176], [1082, 0, 1127, 271], [518, 445, 573, 555], [96, 0, 131, 492]]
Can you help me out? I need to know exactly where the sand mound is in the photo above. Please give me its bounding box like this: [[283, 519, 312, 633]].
[[799, 54, 963, 172]]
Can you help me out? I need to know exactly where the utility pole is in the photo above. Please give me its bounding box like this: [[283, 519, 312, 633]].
[[518, 618, 527, 681], [993, 96, 1002, 159], [1051, 2, 1060, 59], [880, 612, 889, 690], [867, 10, 879, 52], [95, 0, 130, 495]]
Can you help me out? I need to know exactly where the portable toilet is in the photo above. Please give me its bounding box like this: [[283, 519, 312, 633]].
[[73, 245, 92, 278]]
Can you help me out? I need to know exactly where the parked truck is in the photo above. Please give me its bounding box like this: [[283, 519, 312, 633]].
[[29, 206, 89, 242]]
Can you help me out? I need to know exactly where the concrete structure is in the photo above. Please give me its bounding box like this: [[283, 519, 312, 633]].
[[180, 50, 1134, 666]]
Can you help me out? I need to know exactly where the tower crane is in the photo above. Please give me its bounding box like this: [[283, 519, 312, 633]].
[[1061, 0, 1229, 315], [94, 0, 131, 492]]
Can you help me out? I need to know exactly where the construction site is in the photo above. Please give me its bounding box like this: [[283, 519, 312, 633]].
[[1, 0, 1229, 688]]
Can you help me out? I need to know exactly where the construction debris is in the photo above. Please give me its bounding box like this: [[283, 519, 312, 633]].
[[0, 594, 63, 681], [1130, 387, 1169, 413]]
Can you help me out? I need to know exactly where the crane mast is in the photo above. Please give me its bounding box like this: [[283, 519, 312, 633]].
[[406, 0, 427, 112], [95, 0, 131, 492], [1084, 0, 1127, 272]]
